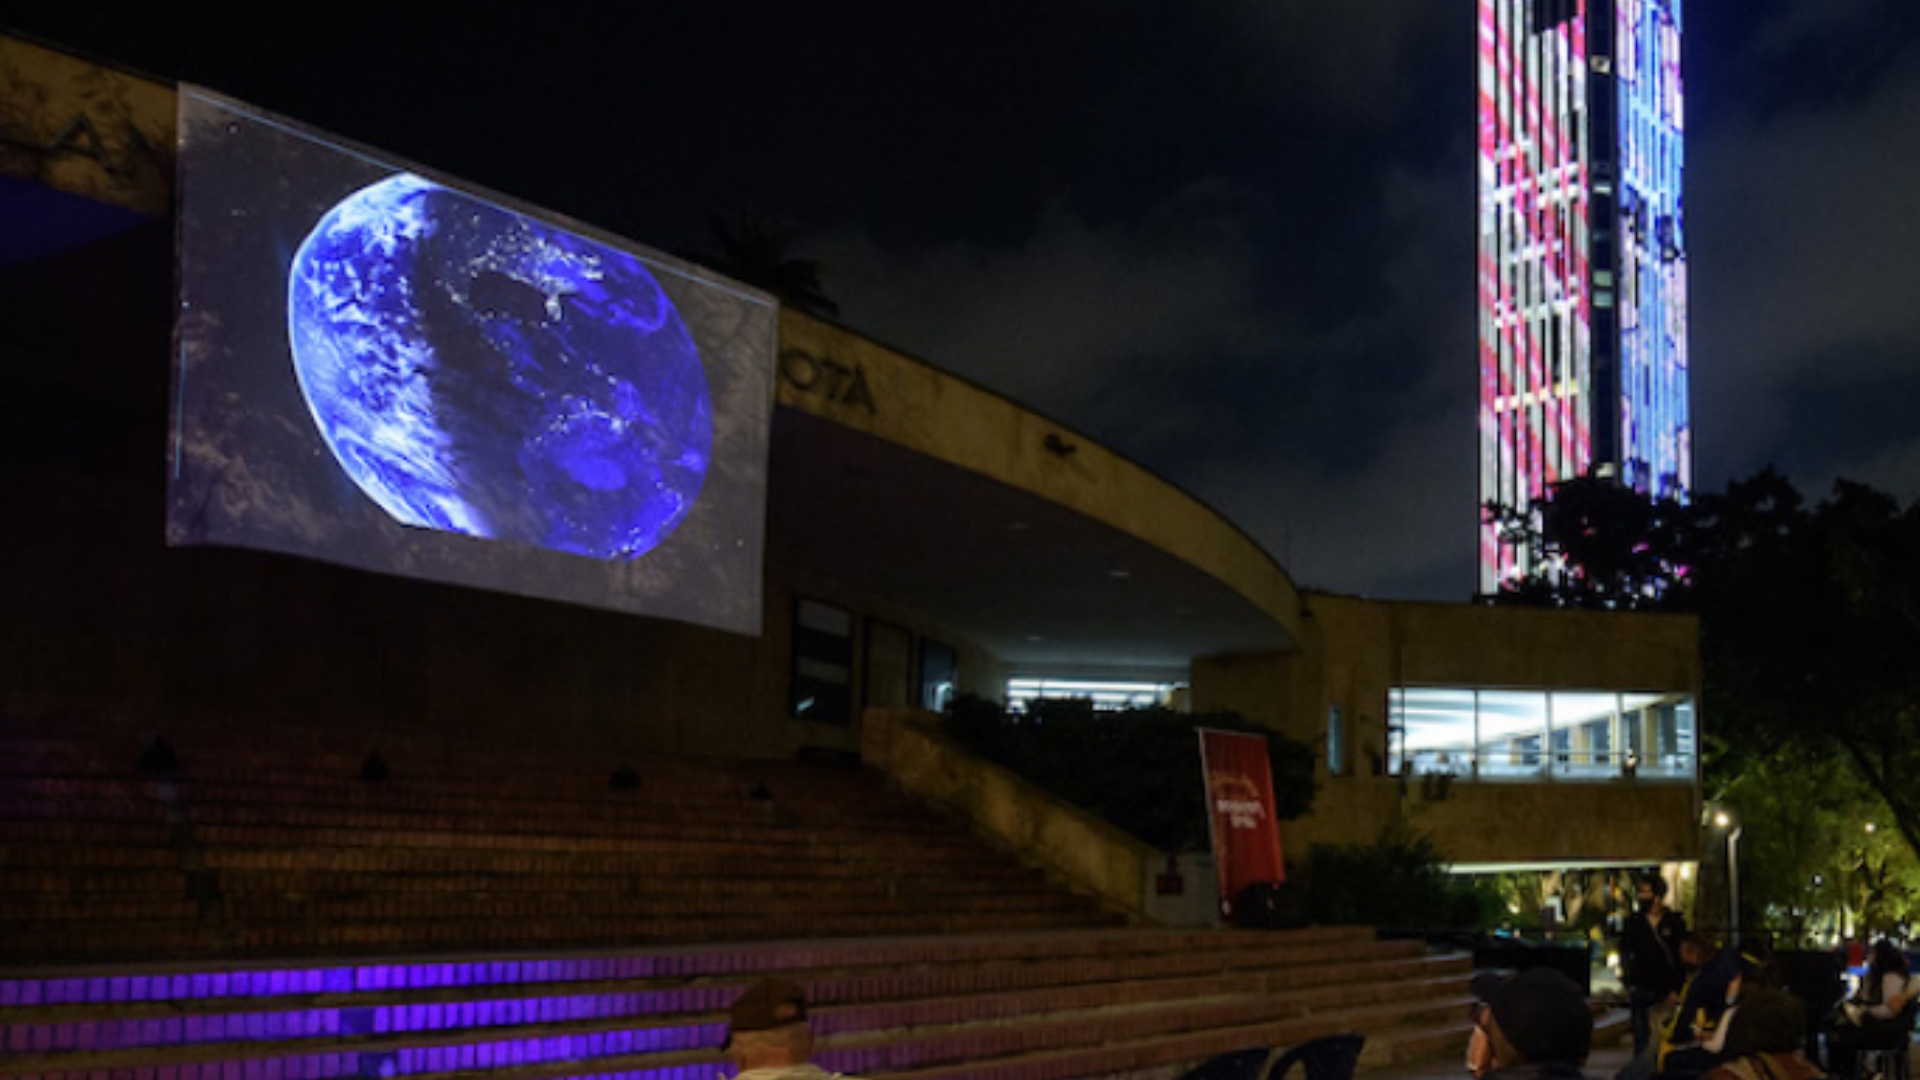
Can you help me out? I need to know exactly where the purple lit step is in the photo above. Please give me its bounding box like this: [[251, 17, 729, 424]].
[[0, 958, 701, 1007], [1, 992, 732, 1051], [0, 1028, 725, 1080]]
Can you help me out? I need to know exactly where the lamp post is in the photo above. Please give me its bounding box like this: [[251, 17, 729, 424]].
[[1856, 822, 1877, 937], [1715, 809, 1742, 938]]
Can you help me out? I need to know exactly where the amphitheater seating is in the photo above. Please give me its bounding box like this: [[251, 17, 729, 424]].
[[1, 719, 1483, 1080], [0, 926, 1473, 1080], [0, 724, 1117, 961]]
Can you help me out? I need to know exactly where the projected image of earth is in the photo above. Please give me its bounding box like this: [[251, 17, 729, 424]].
[[287, 174, 712, 560], [172, 89, 774, 632]]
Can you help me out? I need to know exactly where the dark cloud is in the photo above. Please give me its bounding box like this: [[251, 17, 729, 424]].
[[6, 0, 1916, 604], [825, 138, 1479, 599], [1224, 2, 1455, 125], [1689, 21, 1920, 503], [826, 182, 1279, 417]]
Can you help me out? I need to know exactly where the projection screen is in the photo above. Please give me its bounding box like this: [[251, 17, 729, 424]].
[[168, 87, 775, 635]]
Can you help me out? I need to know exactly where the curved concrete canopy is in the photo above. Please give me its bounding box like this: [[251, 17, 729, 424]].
[[774, 311, 1305, 678], [770, 408, 1295, 681]]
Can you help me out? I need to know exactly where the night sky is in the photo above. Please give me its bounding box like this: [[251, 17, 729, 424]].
[[9, 1, 1919, 601]]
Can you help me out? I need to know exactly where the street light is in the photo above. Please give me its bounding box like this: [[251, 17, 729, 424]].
[[1714, 809, 1743, 938]]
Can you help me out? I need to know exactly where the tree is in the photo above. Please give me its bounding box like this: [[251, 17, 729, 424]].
[[703, 212, 839, 317], [1484, 473, 1695, 609], [1490, 469, 1920, 872], [1691, 478, 1920, 865], [941, 697, 1316, 852], [1718, 744, 1920, 942]]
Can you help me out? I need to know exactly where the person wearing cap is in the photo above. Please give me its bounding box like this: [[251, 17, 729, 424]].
[[1469, 971, 1516, 1078], [725, 977, 858, 1080], [1476, 967, 1595, 1080], [1703, 986, 1821, 1080]]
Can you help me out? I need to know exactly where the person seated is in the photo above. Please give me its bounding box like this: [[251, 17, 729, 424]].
[[725, 977, 862, 1080], [1476, 967, 1596, 1080], [1705, 986, 1822, 1080], [1666, 937, 1744, 1046], [1733, 936, 1780, 992], [1824, 939, 1914, 1078], [1617, 934, 1718, 1080], [1658, 938, 1772, 1080], [1470, 970, 1517, 1079]]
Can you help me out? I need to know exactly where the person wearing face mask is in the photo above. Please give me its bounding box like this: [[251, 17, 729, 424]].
[[1618, 874, 1689, 1056]]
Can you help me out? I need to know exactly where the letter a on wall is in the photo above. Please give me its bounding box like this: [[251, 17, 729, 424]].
[[1197, 728, 1286, 918]]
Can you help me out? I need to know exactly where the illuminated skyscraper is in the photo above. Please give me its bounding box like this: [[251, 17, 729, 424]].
[[1477, 0, 1689, 592]]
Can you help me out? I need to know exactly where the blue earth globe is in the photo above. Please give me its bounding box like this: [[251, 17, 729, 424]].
[[287, 173, 711, 560]]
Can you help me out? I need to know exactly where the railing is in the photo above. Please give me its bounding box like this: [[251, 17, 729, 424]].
[[1403, 749, 1693, 782]]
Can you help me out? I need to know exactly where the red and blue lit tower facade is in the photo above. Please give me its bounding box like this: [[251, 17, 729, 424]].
[[1477, 0, 1689, 592]]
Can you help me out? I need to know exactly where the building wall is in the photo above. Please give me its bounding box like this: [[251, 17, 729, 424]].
[[1, 39, 1303, 760], [773, 566, 1011, 726], [776, 311, 1304, 647], [0, 223, 1011, 762], [1477, 0, 1600, 590], [2, 35, 1699, 882], [1193, 592, 1701, 867], [1476, 0, 1690, 591], [0, 35, 174, 217], [1403, 780, 1697, 865], [1611, 0, 1689, 496]]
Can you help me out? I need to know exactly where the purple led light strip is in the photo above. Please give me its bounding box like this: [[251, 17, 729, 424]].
[[0, 955, 761, 1007], [2, 993, 731, 1052]]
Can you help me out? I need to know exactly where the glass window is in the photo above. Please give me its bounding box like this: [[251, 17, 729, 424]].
[[1652, 697, 1696, 778], [1550, 690, 1622, 777], [1387, 688, 1406, 774], [1477, 690, 1549, 778], [919, 640, 957, 712], [791, 599, 854, 725], [1004, 678, 1176, 714], [1390, 686, 1476, 776], [1328, 705, 1347, 777], [1387, 684, 1695, 783]]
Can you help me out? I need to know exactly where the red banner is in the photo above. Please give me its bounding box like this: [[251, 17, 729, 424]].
[[1198, 728, 1286, 917]]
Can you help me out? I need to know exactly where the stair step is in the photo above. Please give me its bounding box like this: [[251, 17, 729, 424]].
[[0, 960, 1465, 1080], [0, 724, 1480, 1080], [0, 959, 1462, 1056]]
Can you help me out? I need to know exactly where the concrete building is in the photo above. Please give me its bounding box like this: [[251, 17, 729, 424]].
[[1, 33, 1699, 917], [1477, 0, 1690, 591]]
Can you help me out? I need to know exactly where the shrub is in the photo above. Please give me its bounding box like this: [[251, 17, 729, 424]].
[[941, 696, 1316, 852], [1306, 827, 1494, 931]]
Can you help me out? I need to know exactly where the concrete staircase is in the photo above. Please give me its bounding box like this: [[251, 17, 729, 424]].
[[1, 719, 1480, 1080], [0, 726, 1118, 961], [0, 927, 1473, 1080]]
